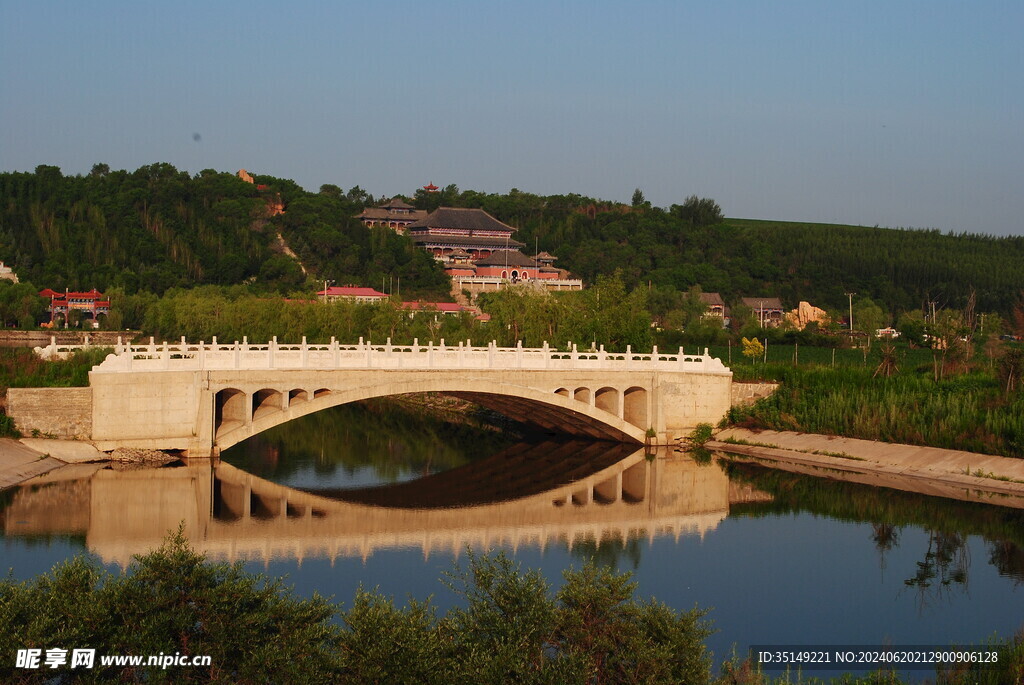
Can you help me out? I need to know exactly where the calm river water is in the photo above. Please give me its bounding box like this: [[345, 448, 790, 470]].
[[2, 398, 1023, 678]]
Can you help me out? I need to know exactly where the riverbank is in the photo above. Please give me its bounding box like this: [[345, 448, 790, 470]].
[[0, 439, 66, 489], [0, 438, 173, 489], [709, 427, 1024, 506]]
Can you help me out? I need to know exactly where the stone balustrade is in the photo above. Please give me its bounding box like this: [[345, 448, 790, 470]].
[[64, 336, 730, 374]]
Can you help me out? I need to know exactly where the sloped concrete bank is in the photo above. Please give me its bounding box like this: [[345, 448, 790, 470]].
[[708, 428, 1024, 507], [0, 439, 175, 490], [0, 440, 67, 489]]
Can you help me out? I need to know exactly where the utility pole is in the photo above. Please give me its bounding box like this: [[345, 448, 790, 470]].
[[321, 279, 334, 304], [845, 292, 856, 332]]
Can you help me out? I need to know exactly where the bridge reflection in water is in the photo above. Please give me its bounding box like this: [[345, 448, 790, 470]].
[[1, 443, 772, 567]]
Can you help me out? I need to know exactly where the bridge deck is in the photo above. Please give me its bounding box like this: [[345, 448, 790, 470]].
[[79, 338, 730, 374]]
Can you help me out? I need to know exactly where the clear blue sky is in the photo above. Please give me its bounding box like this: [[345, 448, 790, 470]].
[[2, 1, 1022, 235]]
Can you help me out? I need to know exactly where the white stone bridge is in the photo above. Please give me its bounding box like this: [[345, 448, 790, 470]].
[[10, 338, 733, 457]]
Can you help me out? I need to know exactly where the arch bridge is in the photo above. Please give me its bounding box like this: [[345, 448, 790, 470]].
[[26, 338, 733, 456]]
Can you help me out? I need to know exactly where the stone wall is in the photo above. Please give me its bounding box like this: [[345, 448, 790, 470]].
[[730, 381, 779, 407], [6, 387, 93, 439], [0, 330, 139, 348]]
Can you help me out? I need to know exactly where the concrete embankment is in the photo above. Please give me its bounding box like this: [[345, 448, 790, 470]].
[[0, 438, 109, 489], [0, 440, 65, 489], [709, 428, 1024, 506]]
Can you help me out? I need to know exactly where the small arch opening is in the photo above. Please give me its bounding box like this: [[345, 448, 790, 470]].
[[215, 388, 247, 438], [623, 387, 648, 428], [595, 387, 619, 416], [252, 389, 282, 421]]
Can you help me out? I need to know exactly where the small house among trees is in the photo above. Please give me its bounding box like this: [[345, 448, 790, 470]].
[[741, 297, 785, 328]]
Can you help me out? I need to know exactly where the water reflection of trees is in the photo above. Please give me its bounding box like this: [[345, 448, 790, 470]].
[[904, 531, 970, 609], [724, 462, 1024, 604], [571, 533, 645, 572], [221, 397, 516, 483], [989, 541, 1024, 584]]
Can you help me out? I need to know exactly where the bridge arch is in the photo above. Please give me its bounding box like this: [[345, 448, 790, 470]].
[[213, 379, 648, 452]]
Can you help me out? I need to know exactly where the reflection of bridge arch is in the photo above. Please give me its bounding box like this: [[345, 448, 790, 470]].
[[2, 445, 757, 566], [213, 379, 650, 451]]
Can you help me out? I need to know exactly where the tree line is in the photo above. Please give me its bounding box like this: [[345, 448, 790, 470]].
[[3, 164, 1023, 322]]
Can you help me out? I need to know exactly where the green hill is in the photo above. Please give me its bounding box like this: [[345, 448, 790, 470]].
[[1, 165, 1021, 318]]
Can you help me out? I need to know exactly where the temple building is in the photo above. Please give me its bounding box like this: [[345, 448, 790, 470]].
[[406, 207, 525, 260], [355, 205, 583, 299], [39, 288, 110, 327], [356, 198, 428, 233]]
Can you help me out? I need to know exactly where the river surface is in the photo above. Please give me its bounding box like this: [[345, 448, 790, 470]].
[[2, 398, 1023, 679]]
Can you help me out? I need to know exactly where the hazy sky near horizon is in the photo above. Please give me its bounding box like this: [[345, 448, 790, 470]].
[[2, 1, 1022, 236]]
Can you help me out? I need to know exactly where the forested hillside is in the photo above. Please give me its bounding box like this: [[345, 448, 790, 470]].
[[421, 186, 1024, 316], [0, 164, 448, 299], [1, 164, 1022, 318]]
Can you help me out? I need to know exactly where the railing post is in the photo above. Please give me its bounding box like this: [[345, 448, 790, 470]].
[[301, 336, 308, 367], [458, 341, 465, 366], [365, 339, 372, 367], [625, 345, 632, 370], [599, 344, 606, 368], [678, 347, 685, 370], [331, 336, 340, 368], [571, 343, 578, 368], [487, 341, 495, 368], [198, 340, 205, 368], [269, 337, 277, 369], [542, 341, 549, 368], [651, 345, 658, 364], [428, 341, 434, 367], [162, 341, 170, 369], [516, 340, 523, 368]]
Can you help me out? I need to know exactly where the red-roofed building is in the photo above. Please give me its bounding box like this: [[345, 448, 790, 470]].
[[316, 286, 389, 303], [399, 301, 470, 314], [40, 288, 111, 327]]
